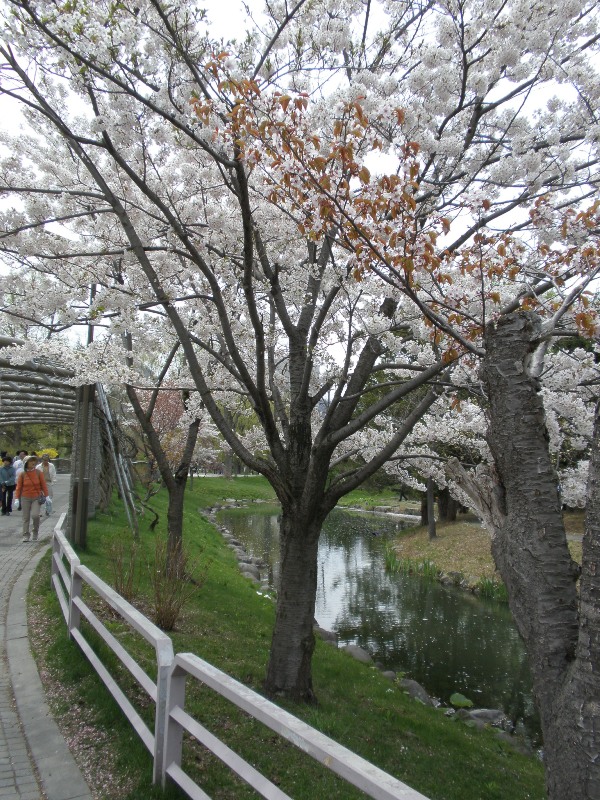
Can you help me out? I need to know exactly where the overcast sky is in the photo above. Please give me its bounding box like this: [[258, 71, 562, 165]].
[[203, 0, 250, 41]]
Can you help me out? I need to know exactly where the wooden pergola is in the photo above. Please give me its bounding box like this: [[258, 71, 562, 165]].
[[0, 336, 137, 544], [0, 336, 76, 427]]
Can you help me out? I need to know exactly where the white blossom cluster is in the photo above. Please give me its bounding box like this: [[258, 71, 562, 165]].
[[0, 0, 596, 509]]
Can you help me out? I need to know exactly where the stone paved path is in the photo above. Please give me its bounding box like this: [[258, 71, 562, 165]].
[[0, 475, 92, 800], [0, 540, 43, 800]]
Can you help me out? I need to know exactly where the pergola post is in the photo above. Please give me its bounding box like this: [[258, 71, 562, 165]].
[[70, 384, 96, 548]]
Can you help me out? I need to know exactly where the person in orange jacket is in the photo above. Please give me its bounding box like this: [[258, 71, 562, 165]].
[[15, 454, 48, 542]]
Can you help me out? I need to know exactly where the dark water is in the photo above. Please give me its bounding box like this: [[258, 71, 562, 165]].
[[218, 506, 540, 741]]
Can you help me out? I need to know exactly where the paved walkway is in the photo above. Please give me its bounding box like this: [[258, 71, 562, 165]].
[[0, 475, 93, 800]]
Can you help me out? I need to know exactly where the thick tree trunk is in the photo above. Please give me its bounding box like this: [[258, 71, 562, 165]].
[[264, 510, 321, 702], [223, 448, 233, 479], [482, 312, 600, 799], [548, 399, 600, 799], [576, 399, 600, 795]]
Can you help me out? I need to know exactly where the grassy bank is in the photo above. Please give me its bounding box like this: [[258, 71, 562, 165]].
[[337, 485, 420, 515], [390, 513, 584, 592], [28, 477, 544, 800], [339, 485, 584, 586]]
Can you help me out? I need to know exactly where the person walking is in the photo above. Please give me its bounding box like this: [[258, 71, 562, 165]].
[[13, 450, 27, 476], [15, 455, 48, 542], [37, 454, 56, 515], [0, 456, 16, 515]]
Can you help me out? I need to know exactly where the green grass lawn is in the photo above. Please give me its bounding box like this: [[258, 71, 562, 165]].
[[28, 477, 545, 800], [188, 474, 278, 506], [337, 485, 420, 514]]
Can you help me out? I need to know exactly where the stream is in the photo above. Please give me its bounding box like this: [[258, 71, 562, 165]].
[[218, 505, 540, 742]]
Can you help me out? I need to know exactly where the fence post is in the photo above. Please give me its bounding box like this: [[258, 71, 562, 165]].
[[68, 566, 82, 639], [152, 640, 174, 785], [160, 660, 187, 789], [50, 533, 60, 590]]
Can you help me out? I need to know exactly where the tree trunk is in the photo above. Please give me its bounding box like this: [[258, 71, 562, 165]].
[[13, 423, 22, 451], [223, 448, 233, 479], [438, 486, 458, 522], [166, 478, 186, 568], [567, 399, 600, 797], [482, 312, 600, 799], [427, 476, 437, 539], [264, 510, 321, 702], [543, 399, 600, 799], [420, 493, 428, 526], [125, 383, 200, 575], [97, 419, 115, 513]]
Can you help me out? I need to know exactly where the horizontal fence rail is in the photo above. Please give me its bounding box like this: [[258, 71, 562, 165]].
[[164, 653, 430, 800], [50, 528, 430, 800], [51, 514, 78, 626]]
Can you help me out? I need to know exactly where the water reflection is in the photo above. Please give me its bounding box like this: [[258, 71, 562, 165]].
[[218, 506, 540, 741]]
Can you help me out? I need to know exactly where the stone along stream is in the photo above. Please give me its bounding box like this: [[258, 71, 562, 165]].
[[217, 505, 540, 742]]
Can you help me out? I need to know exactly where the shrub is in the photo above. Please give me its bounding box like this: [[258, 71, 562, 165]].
[[148, 536, 208, 631], [37, 447, 59, 459], [107, 535, 140, 603]]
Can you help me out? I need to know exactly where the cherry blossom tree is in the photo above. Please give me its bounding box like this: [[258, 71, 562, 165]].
[[123, 340, 204, 562], [0, 0, 452, 705], [246, 54, 600, 799], [215, 7, 600, 795], [0, 1, 599, 795], [382, 343, 599, 510]]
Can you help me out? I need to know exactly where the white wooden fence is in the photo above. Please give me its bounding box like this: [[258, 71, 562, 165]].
[[51, 516, 173, 783], [50, 519, 430, 800]]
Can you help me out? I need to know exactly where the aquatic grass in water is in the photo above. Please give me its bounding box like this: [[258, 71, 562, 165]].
[[415, 560, 440, 579], [383, 542, 399, 571], [384, 544, 440, 580], [386, 545, 508, 602], [476, 576, 509, 603]]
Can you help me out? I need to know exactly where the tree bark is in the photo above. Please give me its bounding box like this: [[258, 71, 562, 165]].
[[165, 478, 187, 569], [223, 448, 233, 479], [482, 312, 600, 799], [569, 399, 600, 797], [437, 486, 458, 522], [427, 476, 437, 539], [420, 493, 428, 526], [264, 509, 321, 701], [97, 414, 115, 512], [546, 399, 600, 799]]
